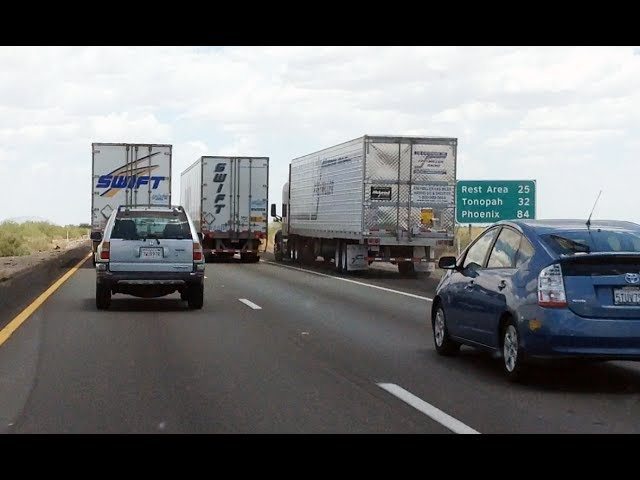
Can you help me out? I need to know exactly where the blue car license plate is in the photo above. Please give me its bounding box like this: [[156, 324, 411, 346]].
[[614, 287, 640, 306]]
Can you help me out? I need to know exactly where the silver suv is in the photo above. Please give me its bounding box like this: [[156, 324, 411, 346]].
[[94, 205, 205, 310]]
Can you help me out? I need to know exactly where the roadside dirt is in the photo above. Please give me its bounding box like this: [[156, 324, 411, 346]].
[[0, 237, 90, 283]]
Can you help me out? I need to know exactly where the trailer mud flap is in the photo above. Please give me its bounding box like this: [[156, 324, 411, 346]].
[[347, 245, 368, 271]]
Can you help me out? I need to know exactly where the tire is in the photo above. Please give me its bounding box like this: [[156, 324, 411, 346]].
[[96, 283, 111, 310], [274, 233, 284, 262], [300, 243, 315, 265], [398, 261, 415, 275], [335, 241, 346, 273], [188, 283, 204, 310], [502, 320, 527, 382], [241, 253, 259, 263], [180, 291, 188, 302], [342, 244, 348, 273], [432, 305, 460, 356]]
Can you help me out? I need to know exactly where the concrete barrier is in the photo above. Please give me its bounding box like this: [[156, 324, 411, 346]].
[[0, 241, 91, 329]]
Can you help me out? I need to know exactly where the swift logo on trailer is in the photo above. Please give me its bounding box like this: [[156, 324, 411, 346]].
[[95, 152, 167, 198], [212, 162, 227, 214]]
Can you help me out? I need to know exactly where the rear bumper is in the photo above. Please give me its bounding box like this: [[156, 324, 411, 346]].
[[97, 269, 204, 288], [519, 306, 640, 360]]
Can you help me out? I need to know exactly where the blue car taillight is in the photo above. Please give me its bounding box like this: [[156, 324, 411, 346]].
[[538, 263, 567, 308]]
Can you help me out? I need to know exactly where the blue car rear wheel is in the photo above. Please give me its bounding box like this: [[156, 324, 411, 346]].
[[502, 320, 527, 382]]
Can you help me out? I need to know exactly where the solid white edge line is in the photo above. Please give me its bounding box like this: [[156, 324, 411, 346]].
[[264, 261, 432, 302], [238, 298, 262, 310], [377, 383, 480, 434]]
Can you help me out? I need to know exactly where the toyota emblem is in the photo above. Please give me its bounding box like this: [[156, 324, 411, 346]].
[[625, 273, 640, 284]]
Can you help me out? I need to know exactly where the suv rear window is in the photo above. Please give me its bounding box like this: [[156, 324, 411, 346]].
[[542, 230, 640, 255], [111, 211, 192, 240]]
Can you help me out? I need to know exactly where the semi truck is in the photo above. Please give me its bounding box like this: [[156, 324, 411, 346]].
[[271, 135, 456, 274], [90, 143, 172, 264], [180, 156, 269, 263]]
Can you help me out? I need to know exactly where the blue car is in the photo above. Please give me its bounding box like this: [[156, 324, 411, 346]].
[[432, 219, 640, 381]]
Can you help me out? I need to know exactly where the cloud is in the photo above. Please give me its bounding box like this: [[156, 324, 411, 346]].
[[0, 46, 638, 225]]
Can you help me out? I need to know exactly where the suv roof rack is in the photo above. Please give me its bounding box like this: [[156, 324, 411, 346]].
[[116, 204, 184, 215]]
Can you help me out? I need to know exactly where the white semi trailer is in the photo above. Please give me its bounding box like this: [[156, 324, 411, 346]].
[[90, 143, 172, 264], [181, 156, 269, 263], [271, 135, 456, 274]]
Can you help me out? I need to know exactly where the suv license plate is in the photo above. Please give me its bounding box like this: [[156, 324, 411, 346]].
[[140, 247, 163, 259]]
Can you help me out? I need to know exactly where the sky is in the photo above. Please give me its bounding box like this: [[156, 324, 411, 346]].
[[0, 46, 638, 226]]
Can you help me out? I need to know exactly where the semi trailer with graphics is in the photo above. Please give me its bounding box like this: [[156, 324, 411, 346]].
[[270, 135, 456, 274], [90, 143, 173, 264], [180, 156, 269, 263]]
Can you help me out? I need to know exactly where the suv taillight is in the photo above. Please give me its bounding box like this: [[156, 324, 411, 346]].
[[538, 263, 567, 307], [100, 241, 110, 260], [193, 242, 203, 261]]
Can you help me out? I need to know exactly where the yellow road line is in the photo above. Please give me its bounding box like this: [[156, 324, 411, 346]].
[[0, 253, 91, 347]]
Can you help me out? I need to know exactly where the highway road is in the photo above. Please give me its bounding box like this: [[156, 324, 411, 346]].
[[1, 251, 640, 433]]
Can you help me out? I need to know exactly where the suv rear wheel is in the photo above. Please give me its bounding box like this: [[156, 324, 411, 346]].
[[188, 283, 204, 309], [96, 283, 111, 310]]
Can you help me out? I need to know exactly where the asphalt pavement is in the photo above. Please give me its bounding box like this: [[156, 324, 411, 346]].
[[1, 252, 640, 433]]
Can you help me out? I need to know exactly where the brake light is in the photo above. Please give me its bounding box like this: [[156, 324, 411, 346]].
[[538, 263, 567, 307], [100, 241, 110, 260], [193, 242, 203, 261]]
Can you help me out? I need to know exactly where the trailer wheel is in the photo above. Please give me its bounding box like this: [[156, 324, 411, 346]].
[[398, 261, 415, 275], [342, 244, 349, 273], [334, 240, 343, 272], [300, 242, 315, 265], [241, 253, 260, 263], [274, 232, 284, 262]]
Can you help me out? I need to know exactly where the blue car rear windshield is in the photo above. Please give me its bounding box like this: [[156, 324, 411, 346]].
[[111, 211, 191, 240], [542, 230, 640, 255]]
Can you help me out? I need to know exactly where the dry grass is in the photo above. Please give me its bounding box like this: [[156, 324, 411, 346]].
[[267, 222, 281, 252], [0, 221, 89, 257]]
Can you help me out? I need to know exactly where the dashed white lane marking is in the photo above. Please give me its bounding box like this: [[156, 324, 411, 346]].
[[264, 261, 432, 302], [377, 383, 480, 434], [238, 298, 262, 310]]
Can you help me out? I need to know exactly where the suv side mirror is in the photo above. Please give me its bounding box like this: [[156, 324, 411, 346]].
[[90, 231, 102, 242], [438, 256, 458, 269]]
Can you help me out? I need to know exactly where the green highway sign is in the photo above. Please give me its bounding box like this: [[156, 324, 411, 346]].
[[456, 180, 536, 224]]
